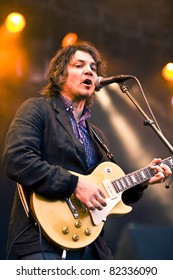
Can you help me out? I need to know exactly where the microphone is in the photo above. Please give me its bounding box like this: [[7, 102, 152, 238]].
[[95, 75, 134, 90]]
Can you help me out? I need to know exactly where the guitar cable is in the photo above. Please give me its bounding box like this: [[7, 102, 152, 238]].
[[6, 224, 32, 259], [6, 183, 47, 260], [62, 249, 67, 260], [6, 214, 47, 260], [14, 183, 69, 260]]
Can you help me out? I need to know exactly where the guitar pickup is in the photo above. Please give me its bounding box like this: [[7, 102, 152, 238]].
[[102, 179, 117, 199]]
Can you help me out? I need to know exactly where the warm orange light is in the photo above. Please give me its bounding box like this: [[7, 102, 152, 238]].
[[162, 63, 173, 82], [5, 12, 26, 33], [0, 25, 27, 79], [61, 33, 78, 48]]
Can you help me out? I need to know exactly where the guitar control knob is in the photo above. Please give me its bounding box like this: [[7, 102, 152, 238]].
[[62, 227, 69, 234], [72, 233, 80, 242], [75, 220, 82, 228], [85, 228, 92, 236]]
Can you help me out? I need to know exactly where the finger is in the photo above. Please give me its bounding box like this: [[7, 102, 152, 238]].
[[87, 201, 95, 211], [151, 164, 164, 175], [156, 171, 165, 182], [150, 158, 162, 166], [154, 165, 171, 180], [160, 163, 172, 176], [95, 192, 107, 207], [87, 200, 103, 211], [92, 199, 104, 210], [161, 172, 165, 181], [98, 189, 106, 199]]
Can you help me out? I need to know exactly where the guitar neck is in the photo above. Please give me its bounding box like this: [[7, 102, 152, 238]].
[[112, 156, 173, 193]]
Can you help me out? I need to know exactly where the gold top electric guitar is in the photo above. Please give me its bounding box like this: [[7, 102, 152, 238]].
[[30, 156, 173, 250]]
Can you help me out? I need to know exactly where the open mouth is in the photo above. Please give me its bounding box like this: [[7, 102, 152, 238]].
[[83, 79, 92, 86]]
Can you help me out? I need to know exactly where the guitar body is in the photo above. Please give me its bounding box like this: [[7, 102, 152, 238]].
[[30, 162, 133, 249]]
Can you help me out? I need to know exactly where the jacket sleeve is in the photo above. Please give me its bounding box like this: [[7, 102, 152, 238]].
[[122, 185, 144, 204], [2, 98, 78, 198]]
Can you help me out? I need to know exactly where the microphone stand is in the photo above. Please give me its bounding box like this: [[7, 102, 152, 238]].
[[119, 83, 173, 155]]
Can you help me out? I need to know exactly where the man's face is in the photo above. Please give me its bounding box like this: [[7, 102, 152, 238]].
[[61, 50, 97, 102]]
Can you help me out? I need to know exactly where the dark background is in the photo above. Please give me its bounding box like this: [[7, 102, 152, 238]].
[[1, 0, 173, 259]]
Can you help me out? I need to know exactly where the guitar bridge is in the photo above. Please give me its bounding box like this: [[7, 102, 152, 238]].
[[65, 198, 79, 219]]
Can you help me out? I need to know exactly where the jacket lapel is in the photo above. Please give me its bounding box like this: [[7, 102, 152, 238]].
[[48, 96, 112, 170], [49, 96, 87, 163]]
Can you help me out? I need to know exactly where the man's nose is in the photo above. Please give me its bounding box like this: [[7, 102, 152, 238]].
[[84, 65, 93, 74]]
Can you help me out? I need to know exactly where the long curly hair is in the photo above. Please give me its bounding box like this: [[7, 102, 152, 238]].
[[40, 41, 106, 106]]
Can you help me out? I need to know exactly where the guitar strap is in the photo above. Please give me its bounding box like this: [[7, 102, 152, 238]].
[[89, 125, 117, 164], [17, 183, 38, 225], [17, 183, 30, 218], [46, 95, 117, 164]]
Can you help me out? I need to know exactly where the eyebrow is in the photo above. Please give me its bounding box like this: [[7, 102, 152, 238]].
[[70, 58, 96, 66]]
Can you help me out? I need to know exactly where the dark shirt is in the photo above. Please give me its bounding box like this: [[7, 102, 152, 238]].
[[60, 94, 99, 168]]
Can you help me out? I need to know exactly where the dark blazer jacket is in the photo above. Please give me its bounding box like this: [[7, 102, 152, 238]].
[[3, 95, 144, 259]]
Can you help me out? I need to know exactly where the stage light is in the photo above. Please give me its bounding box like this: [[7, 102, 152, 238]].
[[162, 62, 173, 82], [61, 33, 78, 48], [5, 12, 26, 33], [0, 13, 27, 78]]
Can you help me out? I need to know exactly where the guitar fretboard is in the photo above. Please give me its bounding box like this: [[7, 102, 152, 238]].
[[112, 156, 173, 193]]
